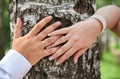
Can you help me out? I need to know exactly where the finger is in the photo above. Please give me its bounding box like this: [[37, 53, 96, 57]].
[[13, 18, 22, 40], [49, 41, 73, 61], [73, 48, 87, 64], [48, 27, 69, 36], [42, 46, 60, 57], [42, 35, 61, 48], [28, 16, 53, 37], [37, 21, 61, 41], [56, 46, 79, 65], [50, 34, 70, 47]]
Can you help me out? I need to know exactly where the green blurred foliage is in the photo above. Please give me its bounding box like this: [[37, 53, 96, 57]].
[[101, 51, 120, 79], [2, 0, 10, 49], [0, 0, 10, 58], [96, 0, 120, 79], [97, 0, 120, 9]]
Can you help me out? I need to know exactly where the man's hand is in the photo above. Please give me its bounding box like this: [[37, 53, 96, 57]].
[[12, 16, 61, 66]]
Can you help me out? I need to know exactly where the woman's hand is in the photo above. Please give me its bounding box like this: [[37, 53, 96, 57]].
[[48, 18, 102, 65], [12, 16, 61, 66]]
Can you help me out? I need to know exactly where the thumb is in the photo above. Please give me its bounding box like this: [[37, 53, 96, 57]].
[[13, 18, 22, 40]]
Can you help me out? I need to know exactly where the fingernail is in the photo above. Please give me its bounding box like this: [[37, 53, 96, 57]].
[[74, 59, 78, 64], [48, 33, 55, 36], [56, 61, 60, 65], [56, 21, 61, 26], [46, 46, 52, 49], [48, 33, 53, 36], [48, 16, 53, 19], [17, 18, 20, 22], [49, 56, 53, 61], [48, 34, 51, 36]]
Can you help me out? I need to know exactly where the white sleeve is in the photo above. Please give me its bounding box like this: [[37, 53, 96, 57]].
[[0, 49, 32, 79], [0, 67, 13, 79]]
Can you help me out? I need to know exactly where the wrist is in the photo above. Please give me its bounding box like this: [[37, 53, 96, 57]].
[[90, 14, 107, 33], [12, 48, 32, 65], [87, 18, 103, 35], [0, 49, 32, 79]]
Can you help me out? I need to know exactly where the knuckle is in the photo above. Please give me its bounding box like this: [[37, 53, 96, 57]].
[[52, 36, 60, 41], [26, 34, 32, 39], [29, 39, 34, 44], [73, 36, 79, 42], [42, 31, 48, 36], [74, 44, 80, 49], [64, 53, 70, 58], [50, 24, 56, 30], [35, 25, 41, 31], [55, 40, 61, 45], [27, 39, 34, 45], [40, 32, 47, 38], [52, 22, 59, 27], [46, 38, 53, 43], [55, 40, 60, 45], [39, 33, 44, 39], [59, 37, 64, 42], [54, 52, 60, 58], [48, 49, 54, 53], [42, 19, 48, 24], [59, 47, 66, 53]]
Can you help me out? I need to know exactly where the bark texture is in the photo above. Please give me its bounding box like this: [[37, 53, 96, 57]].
[[9, 0, 100, 79]]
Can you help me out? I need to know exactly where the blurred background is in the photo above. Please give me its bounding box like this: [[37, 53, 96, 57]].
[[0, 0, 120, 79], [97, 0, 120, 79]]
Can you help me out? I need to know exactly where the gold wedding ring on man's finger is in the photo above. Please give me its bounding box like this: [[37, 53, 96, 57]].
[[41, 41, 47, 48]]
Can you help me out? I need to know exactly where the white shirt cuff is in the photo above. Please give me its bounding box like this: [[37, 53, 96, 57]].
[[0, 49, 32, 79]]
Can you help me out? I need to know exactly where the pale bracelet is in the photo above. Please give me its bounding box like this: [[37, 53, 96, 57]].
[[90, 14, 107, 33]]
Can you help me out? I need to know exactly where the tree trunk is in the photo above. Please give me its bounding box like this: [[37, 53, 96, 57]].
[[0, 0, 5, 60], [100, 31, 110, 52], [9, 0, 100, 79], [115, 36, 120, 49]]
